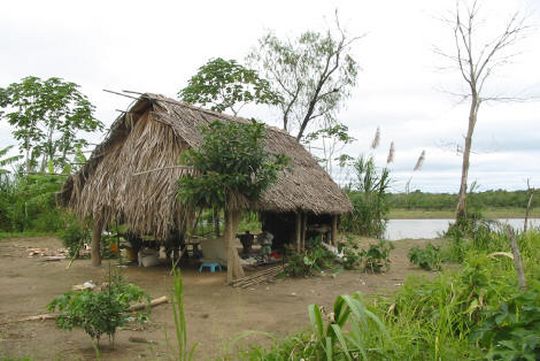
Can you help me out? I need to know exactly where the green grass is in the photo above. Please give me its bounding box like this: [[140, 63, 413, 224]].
[[0, 231, 57, 240], [389, 207, 538, 219]]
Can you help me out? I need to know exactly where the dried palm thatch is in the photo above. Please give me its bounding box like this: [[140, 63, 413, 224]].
[[60, 93, 352, 239]]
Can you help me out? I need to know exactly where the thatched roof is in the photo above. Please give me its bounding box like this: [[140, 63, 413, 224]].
[[60, 93, 352, 238]]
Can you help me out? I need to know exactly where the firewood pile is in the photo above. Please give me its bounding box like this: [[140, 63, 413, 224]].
[[230, 264, 284, 288]]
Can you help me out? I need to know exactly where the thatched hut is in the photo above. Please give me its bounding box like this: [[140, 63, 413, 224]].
[[60, 93, 352, 265]]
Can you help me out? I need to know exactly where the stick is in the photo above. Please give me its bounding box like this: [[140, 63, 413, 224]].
[[2, 296, 169, 325], [506, 227, 527, 290], [132, 165, 194, 176]]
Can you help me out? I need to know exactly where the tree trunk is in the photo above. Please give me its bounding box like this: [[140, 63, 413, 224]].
[[224, 208, 244, 283], [213, 208, 220, 237], [91, 218, 104, 266], [524, 184, 534, 233], [456, 96, 479, 222]]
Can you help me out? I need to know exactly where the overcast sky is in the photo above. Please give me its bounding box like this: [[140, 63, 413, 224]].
[[1, 0, 539, 193]]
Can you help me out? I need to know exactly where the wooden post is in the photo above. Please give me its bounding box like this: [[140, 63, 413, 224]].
[[91, 218, 104, 266], [300, 212, 307, 251], [295, 212, 302, 252], [331, 215, 338, 246]]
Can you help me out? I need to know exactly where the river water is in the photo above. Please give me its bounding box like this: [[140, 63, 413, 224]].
[[385, 218, 540, 241]]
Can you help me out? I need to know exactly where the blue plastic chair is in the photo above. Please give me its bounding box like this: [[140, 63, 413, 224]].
[[198, 262, 223, 272]]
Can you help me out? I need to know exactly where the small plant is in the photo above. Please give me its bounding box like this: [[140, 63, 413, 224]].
[[171, 269, 197, 361], [48, 270, 148, 351], [308, 291, 388, 360], [283, 243, 336, 277], [408, 243, 442, 271], [341, 244, 363, 270], [361, 240, 393, 273]]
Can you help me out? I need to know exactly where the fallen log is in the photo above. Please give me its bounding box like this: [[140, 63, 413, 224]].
[[1, 296, 168, 325], [128, 296, 168, 312]]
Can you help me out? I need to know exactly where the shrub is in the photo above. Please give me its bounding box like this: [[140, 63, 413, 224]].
[[361, 240, 393, 273], [283, 243, 336, 277], [48, 271, 148, 349], [473, 286, 540, 361], [60, 217, 89, 258], [408, 243, 442, 271]]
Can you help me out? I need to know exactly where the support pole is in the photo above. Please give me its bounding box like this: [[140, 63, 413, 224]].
[[331, 215, 338, 246], [91, 217, 104, 266], [300, 213, 307, 251], [295, 212, 302, 252]]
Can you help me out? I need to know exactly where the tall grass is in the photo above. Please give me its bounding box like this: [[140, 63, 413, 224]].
[[171, 270, 197, 361]]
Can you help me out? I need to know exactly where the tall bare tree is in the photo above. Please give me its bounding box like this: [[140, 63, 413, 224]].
[[440, 1, 528, 222]]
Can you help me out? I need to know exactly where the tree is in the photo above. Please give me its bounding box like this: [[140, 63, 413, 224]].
[[178, 120, 288, 283], [0, 76, 103, 173], [248, 13, 360, 141], [438, 1, 528, 222], [179, 58, 281, 116]]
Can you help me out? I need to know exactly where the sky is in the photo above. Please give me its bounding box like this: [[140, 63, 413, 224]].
[[1, 0, 539, 193]]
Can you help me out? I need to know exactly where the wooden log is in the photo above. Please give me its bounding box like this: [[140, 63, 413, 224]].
[[331, 215, 338, 246], [2, 296, 169, 325], [128, 296, 168, 312]]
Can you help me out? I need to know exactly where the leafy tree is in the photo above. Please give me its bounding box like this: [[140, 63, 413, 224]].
[[179, 58, 281, 116], [0, 76, 103, 173], [178, 120, 288, 282], [248, 14, 360, 141]]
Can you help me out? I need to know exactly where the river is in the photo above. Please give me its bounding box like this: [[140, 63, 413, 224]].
[[385, 218, 540, 241]]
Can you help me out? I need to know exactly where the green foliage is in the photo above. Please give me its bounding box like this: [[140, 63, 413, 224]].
[[339, 241, 363, 270], [48, 271, 148, 348], [179, 58, 280, 116], [308, 292, 388, 360], [60, 216, 90, 258], [178, 120, 288, 210], [341, 156, 390, 238], [0, 76, 102, 172], [171, 270, 198, 361], [0, 173, 66, 232], [283, 243, 336, 277], [248, 23, 359, 141], [0, 145, 22, 176], [408, 243, 442, 271], [474, 286, 540, 361], [361, 240, 393, 273]]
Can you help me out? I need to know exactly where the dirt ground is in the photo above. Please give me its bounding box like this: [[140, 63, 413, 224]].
[[0, 236, 437, 361]]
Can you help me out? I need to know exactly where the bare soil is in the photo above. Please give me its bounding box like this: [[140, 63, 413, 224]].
[[0, 236, 437, 361]]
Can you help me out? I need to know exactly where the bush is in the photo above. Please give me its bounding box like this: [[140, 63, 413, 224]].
[[283, 243, 336, 277], [408, 243, 442, 271], [60, 217, 89, 258], [361, 240, 393, 273], [48, 271, 148, 349], [474, 286, 540, 361]]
